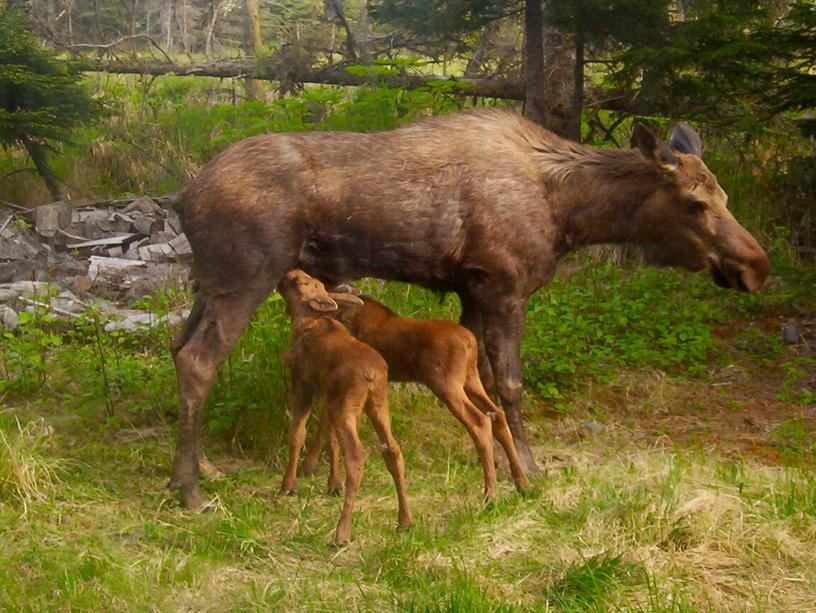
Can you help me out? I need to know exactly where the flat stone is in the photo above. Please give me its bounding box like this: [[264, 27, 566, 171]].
[[1, 305, 18, 329], [0, 281, 54, 295], [34, 202, 70, 238], [88, 256, 146, 282], [138, 243, 174, 262], [168, 233, 192, 255], [124, 196, 160, 215], [149, 231, 178, 245]]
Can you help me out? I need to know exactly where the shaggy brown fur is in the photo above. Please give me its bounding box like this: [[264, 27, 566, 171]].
[[169, 109, 768, 508]]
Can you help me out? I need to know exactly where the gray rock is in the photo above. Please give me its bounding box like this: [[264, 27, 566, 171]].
[[1, 305, 18, 329], [782, 324, 800, 345], [34, 202, 70, 238], [124, 196, 160, 215], [581, 420, 607, 435], [149, 231, 178, 245]]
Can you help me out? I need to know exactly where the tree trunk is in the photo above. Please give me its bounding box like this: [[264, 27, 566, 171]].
[[524, 0, 547, 126], [22, 137, 63, 201], [243, 0, 262, 100], [326, 0, 357, 61], [355, 2, 372, 64], [162, 2, 173, 50], [569, 23, 584, 142]]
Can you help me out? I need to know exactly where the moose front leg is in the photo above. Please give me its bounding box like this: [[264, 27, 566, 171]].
[[480, 297, 540, 474]]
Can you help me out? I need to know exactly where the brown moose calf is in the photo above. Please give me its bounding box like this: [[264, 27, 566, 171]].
[[277, 270, 413, 544], [301, 294, 530, 502]]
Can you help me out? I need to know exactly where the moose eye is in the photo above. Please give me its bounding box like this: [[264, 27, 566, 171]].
[[686, 199, 706, 215]]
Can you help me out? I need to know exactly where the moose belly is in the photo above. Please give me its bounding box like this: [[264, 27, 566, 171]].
[[297, 232, 463, 290]]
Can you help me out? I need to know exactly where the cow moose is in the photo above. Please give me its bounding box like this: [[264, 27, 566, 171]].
[[168, 108, 769, 509]]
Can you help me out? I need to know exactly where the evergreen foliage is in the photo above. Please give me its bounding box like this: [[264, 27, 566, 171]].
[[0, 8, 100, 198]]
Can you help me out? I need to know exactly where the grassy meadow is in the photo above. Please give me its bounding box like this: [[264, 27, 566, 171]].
[[2, 260, 815, 611]]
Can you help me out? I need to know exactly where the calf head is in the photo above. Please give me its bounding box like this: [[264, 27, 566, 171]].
[[631, 123, 769, 292], [278, 270, 363, 318]]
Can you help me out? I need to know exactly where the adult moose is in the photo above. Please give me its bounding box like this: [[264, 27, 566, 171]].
[[169, 109, 769, 509]]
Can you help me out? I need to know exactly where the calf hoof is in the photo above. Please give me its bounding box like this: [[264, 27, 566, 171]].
[[333, 528, 351, 546], [396, 518, 414, 532], [515, 476, 532, 495], [281, 487, 298, 496], [326, 485, 343, 497], [299, 463, 318, 477]]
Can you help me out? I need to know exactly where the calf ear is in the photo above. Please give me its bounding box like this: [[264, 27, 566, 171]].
[[631, 122, 678, 171], [329, 283, 361, 296], [329, 292, 364, 306], [308, 296, 338, 312], [669, 122, 703, 157]]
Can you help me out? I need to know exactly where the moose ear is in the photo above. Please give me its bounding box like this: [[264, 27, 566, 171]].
[[307, 296, 338, 312], [669, 122, 703, 157], [631, 122, 678, 171], [328, 292, 364, 306]]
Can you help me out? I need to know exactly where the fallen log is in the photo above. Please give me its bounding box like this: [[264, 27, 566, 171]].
[[84, 58, 633, 111], [88, 58, 527, 100]]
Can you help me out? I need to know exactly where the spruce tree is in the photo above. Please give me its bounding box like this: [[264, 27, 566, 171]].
[[0, 9, 99, 200]]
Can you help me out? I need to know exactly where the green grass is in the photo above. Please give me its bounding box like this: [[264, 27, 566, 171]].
[[2, 397, 815, 611], [1, 259, 815, 610]]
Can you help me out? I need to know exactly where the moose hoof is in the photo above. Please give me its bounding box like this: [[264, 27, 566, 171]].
[[326, 485, 343, 497], [178, 486, 210, 511]]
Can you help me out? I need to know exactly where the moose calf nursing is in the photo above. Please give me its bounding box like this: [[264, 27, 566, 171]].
[[300, 293, 530, 502], [276, 270, 413, 544]]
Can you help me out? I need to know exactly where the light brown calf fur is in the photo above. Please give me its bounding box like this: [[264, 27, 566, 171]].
[[299, 295, 530, 502], [169, 109, 769, 508], [277, 270, 413, 545]]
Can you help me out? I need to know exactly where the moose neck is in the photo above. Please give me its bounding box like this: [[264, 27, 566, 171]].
[[543, 148, 666, 256]]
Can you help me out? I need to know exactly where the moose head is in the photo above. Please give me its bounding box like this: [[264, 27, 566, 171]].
[[631, 123, 769, 292]]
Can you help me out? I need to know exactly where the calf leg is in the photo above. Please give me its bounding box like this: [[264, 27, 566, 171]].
[[169, 289, 268, 508], [434, 384, 497, 503], [301, 405, 331, 477], [332, 409, 366, 545], [280, 383, 315, 495], [481, 298, 541, 474], [300, 405, 343, 495], [465, 374, 530, 494], [364, 386, 413, 530]]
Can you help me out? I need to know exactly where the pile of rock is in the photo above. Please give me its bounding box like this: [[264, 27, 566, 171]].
[[0, 195, 192, 330]]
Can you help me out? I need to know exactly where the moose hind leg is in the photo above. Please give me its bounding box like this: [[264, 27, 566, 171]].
[[170, 289, 268, 509], [301, 404, 331, 477]]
